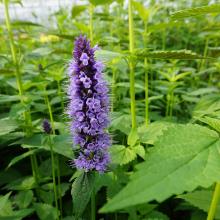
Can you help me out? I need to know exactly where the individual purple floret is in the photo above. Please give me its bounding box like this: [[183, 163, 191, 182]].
[[43, 119, 52, 134], [68, 35, 110, 173]]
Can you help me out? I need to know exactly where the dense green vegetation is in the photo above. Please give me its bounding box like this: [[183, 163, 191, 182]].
[[1, 0, 220, 219]]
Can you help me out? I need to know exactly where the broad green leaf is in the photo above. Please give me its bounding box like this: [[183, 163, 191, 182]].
[[171, 4, 220, 20], [100, 124, 220, 212], [71, 172, 96, 218], [138, 121, 173, 145], [110, 113, 131, 135], [21, 134, 73, 158], [14, 190, 33, 209], [34, 203, 58, 220], [109, 145, 136, 165], [0, 119, 18, 136], [135, 50, 206, 60], [178, 190, 220, 218]]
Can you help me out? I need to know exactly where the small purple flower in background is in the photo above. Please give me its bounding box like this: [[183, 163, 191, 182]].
[[68, 35, 110, 173], [43, 119, 52, 134]]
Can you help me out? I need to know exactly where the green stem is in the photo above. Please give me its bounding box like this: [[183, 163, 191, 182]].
[[89, 4, 94, 43], [57, 80, 64, 112], [144, 58, 149, 126], [111, 68, 117, 112], [144, 22, 149, 127], [49, 135, 59, 219], [3, 0, 38, 185], [128, 0, 136, 129], [44, 91, 62, 219], [91, 191, 96, 220], [3, 0, 23, 97], [207, 182, 220, 220]]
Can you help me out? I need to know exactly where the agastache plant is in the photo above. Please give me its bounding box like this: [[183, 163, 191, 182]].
[[68, 35, 110, 173]]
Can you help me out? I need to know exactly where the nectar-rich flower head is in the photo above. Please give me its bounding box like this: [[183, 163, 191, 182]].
[[42, 119, 52, 134], [68, 35, 110, 173]]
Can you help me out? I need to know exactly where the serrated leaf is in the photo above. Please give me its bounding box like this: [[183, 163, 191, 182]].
[[198, 116, 220, 133], [71, 172, 96, 218], [171, 4, 220, 20], [134, 144, 145, 159], [138, 121, 173, 145], [14, 190, 33, 209], [135, 50, 206, 60], [34, 203, 58, 220], [100, 124, 220, 212], [0, 192, 12, 211], [109, 145, 136, 165], [178, 190, 220, 218]]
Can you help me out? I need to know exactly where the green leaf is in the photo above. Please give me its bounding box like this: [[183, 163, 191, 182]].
[[133, 1, 149, 22], [135, 50, 206, 60], [95, 50, 124, 64], [198, 116, 220, 133], [71, 5, 87, 18], [21, 134, 73, 159], [89, 0, 114, 6], [11, 20, 43, 27], [193, 95, 220, 118], [14, 190, 33, 209], [127, 128, 139, 147], [0, 118, 18, 136], [34, 203, 58, 220], [5, 176, 36, 190], [0, 209, 34, 220], [71, 172, 96, 218], [109, 145, 136, 165], [100, 124, 220, 212], [138, 121, 173, 145], [7, 149, 39, 169], [178, 190, 220, 218], [0, 95, 20, 104], [134, 144, 145, 159], [171, 4, 220, 20], [0, 192, 12, 211]]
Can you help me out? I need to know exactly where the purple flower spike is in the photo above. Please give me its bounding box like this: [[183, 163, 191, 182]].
[[68, 35, 110, 173], [43, 119, 52, 134]]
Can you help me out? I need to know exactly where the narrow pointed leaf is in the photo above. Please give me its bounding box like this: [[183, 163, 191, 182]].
[[171, 4, 220, 20]]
